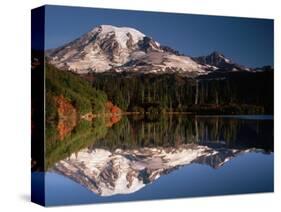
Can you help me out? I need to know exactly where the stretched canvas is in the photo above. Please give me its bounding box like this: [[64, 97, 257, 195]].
[[31, 5, 274, 206]]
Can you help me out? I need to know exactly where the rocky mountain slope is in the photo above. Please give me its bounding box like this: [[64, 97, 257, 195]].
[[193, 51, 251, 72], [47, 25, 216, 76]]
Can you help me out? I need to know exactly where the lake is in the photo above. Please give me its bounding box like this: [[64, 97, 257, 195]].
[[33, 115, 273, 206]]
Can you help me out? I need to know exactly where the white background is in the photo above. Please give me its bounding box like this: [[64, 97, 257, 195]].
[[0, 0, 280, 211]]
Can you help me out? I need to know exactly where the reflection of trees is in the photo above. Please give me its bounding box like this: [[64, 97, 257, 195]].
[[46, 119, 108, 170], [46, 115, 273, 170], [197, 117, 240, 145], [92, 116, 273, 152]]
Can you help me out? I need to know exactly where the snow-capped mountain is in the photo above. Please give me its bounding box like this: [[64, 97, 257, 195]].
[[47, 25, 260, 75], [193, 51, 251, 72], [47, 25, 209, 75], [194, 51, 232, 67], [52, 144, 261, 196]]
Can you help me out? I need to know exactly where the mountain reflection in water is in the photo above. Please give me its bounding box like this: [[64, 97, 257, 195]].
[[45, 115, 273, 202]]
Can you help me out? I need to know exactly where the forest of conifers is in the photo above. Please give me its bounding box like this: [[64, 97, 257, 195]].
[[85, 70, 273, 115], [45, 64, 273, 122]]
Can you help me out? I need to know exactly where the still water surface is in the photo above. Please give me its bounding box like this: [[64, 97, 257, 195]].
[[34, 115, 274, 205]]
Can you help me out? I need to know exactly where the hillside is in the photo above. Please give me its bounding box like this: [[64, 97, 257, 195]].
[[46, 63, 108, 120]]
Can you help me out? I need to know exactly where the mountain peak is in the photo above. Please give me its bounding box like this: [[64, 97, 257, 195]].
[[93, 24, 145, 34], [208, 51, 231, 63], [210, 51, 226, 58], [193, 51, 233, 70], [89, 25, 146, 48], [48, 25, 208, 75]]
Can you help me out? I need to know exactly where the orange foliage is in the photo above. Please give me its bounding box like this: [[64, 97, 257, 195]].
[[104, 101, 122, 127], [110, 115, 121, 125], [54, 95, 77, 141], [111, 105, 121, 114], [105, 101, 121, 114]]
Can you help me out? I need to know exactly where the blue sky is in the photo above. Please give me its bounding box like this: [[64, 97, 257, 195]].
[[44, 5, 273, 68]]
